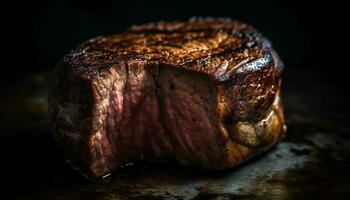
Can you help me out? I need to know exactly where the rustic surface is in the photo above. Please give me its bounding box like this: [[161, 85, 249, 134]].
[[1, 68, 349, 199]]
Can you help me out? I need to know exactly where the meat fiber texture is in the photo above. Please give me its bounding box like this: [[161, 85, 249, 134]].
[[49, 18, 286, 178]]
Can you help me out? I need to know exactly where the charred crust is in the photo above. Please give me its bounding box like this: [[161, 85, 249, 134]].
[[63, 18, 280, 82], [50, 18, 285, 177]]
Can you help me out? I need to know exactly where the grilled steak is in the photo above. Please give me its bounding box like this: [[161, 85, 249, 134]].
[[49, 18, 286, 178]]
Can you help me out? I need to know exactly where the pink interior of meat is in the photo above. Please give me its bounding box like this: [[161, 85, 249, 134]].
[[89, 63, 225, 176]]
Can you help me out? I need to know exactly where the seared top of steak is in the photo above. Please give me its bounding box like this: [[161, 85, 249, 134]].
[[65, 17, 282, 81], [50, 17, 286, 178]]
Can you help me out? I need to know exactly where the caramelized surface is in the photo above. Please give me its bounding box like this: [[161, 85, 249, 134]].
[[65, 18, 279, 80], [50, 18, 285, 178]]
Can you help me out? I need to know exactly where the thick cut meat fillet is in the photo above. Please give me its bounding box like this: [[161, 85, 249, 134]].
[[49, 18, 286, 178]]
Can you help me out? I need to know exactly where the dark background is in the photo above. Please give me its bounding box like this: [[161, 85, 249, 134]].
[[2, 0, 348, 76], [3, 0, 349, 117], [1, 0, 350, 198]]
